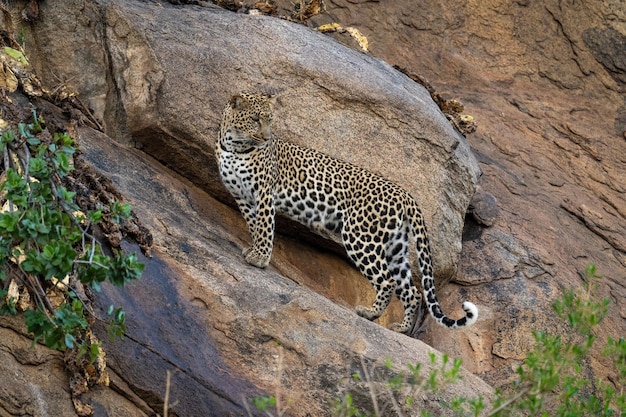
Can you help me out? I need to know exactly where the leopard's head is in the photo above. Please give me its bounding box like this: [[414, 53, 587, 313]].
[[223, 92, 275, 144]]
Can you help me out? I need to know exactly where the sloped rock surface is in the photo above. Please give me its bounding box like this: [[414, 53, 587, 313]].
[[76, 124, 494, 416], [0, 315, 148, 417], [185, 0, 626, 396], [1, 0, 493, 415], [0, 318, 77, 417]]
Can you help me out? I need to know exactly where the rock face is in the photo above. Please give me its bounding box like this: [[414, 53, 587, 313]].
[[1, 0, 625, 415], [0, 313, 150, 417], [76, 124, 493, 416], [307, 0, 626, 391]]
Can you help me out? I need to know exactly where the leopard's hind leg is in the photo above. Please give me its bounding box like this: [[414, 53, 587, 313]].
[[342, 223, 396, 322], [386, 239, 421, 333]]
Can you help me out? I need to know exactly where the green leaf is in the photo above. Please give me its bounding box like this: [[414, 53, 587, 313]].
[[0, 292, 18, 316], [109, 252, 144, 286], [110, 201, 133, 224], [53, 132, 74, 149], [252, 396, 276, 412], [28, 157, 49, 179], [0, 211, 20, 233], [24, 309, 51, 342], [56, 185, 76, 203], [384, 357, 393, 369], [88, 210, 103, 224], [31, 109, 43, 133], [64, 333, 76, 349], [4, 46, 28, 65], [1, 129, 15, 146], [76, 250, 111, 287], [55, 153, 73, 176], [18, 122, 35, 141], [2, 169, 28, 207], [42, 245, 55, 260], [89, 342, 101, 363], [0, 122, 144, 362]]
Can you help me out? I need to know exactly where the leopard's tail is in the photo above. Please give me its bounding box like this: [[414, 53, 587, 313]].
[[408, 199, 478, 329]]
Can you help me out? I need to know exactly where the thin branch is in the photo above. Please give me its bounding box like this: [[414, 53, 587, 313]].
[[487, 385, 531, 417], [65, 280, 93, 317], [360, 356, 381, 417], [19, 139, 30, 185], [3, 147, 15, 213], [275, 347, 286, 417], [164, 370, 171, 417], [242, 395, 255, 417], [88, 234, 96, 264], [48, 178, 99, 246], [383, 383, 405, 417], [12, 262, 55, 317], [2, 146, 9, 173], [73, 259, 109, 269]]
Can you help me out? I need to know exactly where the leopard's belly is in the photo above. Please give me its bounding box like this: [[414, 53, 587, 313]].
[[274, 187, 344, 240]]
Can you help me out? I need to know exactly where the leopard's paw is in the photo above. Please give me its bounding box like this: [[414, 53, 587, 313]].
[[389, 322, 410, 333], [244, 249, 270, 268], [355, 305, 380, 321]]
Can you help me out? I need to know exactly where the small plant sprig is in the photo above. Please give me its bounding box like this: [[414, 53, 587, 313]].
[[244, 345, 290, 417], [0, 110, 144, 359], [331, 353, 477, 417], [488, 264, 623, 417]]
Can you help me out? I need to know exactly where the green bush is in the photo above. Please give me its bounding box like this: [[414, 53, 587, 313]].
[[0, 110, 143, 359], [488, 264, 624, 417]]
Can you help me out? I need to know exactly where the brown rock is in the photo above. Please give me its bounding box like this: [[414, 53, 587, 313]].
[[316, 0, 626, 394], [468, 189, 499, 227], [2, 0, 624, 414], [0, 316, 146, 417], [1, 0, 493, 415]]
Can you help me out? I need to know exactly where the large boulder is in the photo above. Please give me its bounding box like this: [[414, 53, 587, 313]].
[[3, 0, 623, 414], [29, 0, 480, 281], [76, 122, 493, 416]]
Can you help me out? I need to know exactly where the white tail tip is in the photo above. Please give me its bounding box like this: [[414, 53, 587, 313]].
[[462, 301, 478, 327]]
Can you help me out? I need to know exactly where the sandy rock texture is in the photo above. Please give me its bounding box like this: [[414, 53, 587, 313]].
[[1, 0, 491, 416], [0, 314, 148, 417], [77, 122, 493, 416], [0, 88, 491, 416]]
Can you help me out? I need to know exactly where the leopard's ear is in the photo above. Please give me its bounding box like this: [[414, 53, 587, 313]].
[[263, 87, 279, 105], [266, 93, 278, 107], [230, 94, 248, 110]]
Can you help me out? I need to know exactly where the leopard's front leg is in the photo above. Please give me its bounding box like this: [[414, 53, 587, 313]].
[[235, 192, 275, 269]]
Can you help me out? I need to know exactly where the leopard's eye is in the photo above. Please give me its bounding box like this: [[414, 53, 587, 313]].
[[251, 115, 260, 122]]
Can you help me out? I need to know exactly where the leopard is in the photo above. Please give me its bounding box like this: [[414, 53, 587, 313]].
[[215, 92, 478, 333]]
